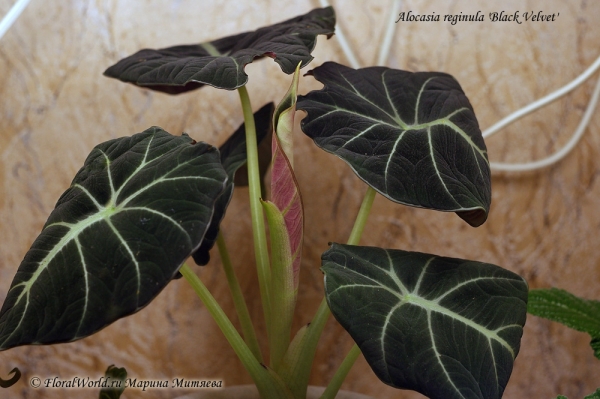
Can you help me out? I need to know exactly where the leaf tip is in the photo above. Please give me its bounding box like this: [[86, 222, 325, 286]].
[[457, 208, 488, 227]]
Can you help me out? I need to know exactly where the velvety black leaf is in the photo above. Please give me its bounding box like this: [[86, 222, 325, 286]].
[[297, 62, 491, 227], [322, 243, 528, 399], [0, 127, 227, 350], [192, 102, 274, 266], [103, 7, 335, 92]]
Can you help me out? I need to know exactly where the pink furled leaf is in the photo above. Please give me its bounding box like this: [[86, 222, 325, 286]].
[[271, 62, 304, 291]]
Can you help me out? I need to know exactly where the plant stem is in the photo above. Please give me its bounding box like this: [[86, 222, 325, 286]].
[[347, 186, 377, 246], [317, 186, 376, 397], [282, 187, 377, 398], [216, 231, 263, 362], [179, 264, 291, 398], [237, 85, 273, 337], [319, 345, 361, 399]]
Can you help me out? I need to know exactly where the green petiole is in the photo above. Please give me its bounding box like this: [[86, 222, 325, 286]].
[[179, 263, 290, 398], [237, 85, 273, 341], [216, 231, 263, 362], [279, 186, 377, 398]]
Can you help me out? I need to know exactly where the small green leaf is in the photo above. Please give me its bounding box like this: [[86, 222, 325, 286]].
[[103, 7, 335, 92], [0, 127, 227, 350], [297, 62, 491, 227], [586, 389, 600, 399], [592, 339, 600, 360], [560, 389, 600, 399], [322, 243, 528, 399], [99, 365, 127, 399], [191, 102, 274, 266], [528, 288, 600, 360]]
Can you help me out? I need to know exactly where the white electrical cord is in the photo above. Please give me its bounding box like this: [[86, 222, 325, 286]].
[[483, 54, 600, 139], [377, 0, 402, 66], [321, 0, 600, 173], [490, 73, 600, 172], [0, 0, 31, 41], [2, 0, 598, 172], [319, 0, 361, 69], [483, 54, 600, 172]]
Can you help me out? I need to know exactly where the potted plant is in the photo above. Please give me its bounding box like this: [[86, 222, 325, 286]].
[[0, 5, 598, 399]]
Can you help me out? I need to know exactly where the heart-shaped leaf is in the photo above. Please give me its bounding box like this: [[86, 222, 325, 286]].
[[103, 7, 335, 93], [297, 62, 491, 227], [192, 102, 274, 266], [322, 243, 528, 399], [0, 127, 227, 350]]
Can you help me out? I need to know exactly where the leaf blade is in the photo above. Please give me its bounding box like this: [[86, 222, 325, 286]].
[[297, 62, 491, 226], [322, 243, 528, 399], [0, 127, 227, 350], [103, 7, 335, 92], [191, 102, 274, 266], [528, 288, 600, 360]]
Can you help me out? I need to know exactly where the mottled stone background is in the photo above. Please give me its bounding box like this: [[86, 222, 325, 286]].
[[1, 0, 599, 398]]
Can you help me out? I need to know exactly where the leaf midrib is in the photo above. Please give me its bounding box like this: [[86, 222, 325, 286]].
[[317, 104, 487, 160], [3, 210, 107, 346], [327, 262, 517, 357], [1, 137, 208, 347], [311, 70, 489, 169]]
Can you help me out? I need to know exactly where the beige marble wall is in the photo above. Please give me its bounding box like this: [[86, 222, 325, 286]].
[[1, 0, 599, 398]]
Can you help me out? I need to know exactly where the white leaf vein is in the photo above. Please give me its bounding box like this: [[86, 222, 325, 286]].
[[1, 134, 212, 347]]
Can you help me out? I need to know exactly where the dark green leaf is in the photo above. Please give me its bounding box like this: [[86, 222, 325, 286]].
[[322, 243, 528, 399], [557, 389, 600, 399], [528, 288, 600, 360], [103, 7, 335, 92], [297, 62, 491, 227], [99, 365, 127, 399], [191, 102, 274, 266], [0, 127, 227, 350], [592, 338, 600, 360]]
